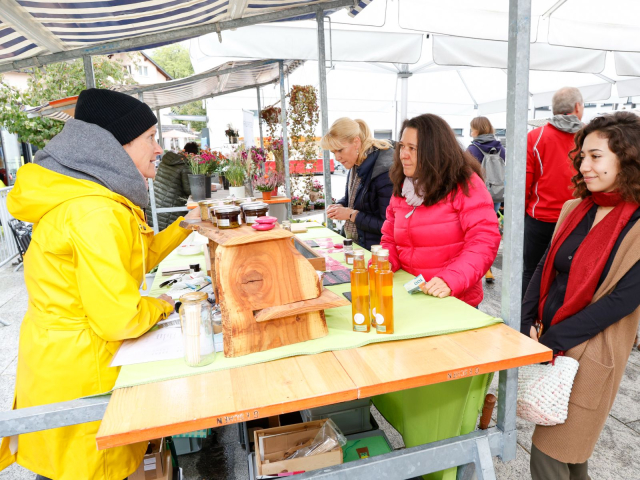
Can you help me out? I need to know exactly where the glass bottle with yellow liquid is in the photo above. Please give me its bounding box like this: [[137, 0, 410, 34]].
[[350, 250, 370, 332], [375, 249, 394, 334], [368, 245, 382, 328]]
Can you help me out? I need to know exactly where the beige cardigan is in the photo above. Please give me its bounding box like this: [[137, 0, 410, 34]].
[[532, 199, 640, 464]]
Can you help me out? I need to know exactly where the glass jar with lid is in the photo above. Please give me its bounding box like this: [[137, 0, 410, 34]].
[[178, 291, 215, 367], [215, 206, 242, 229], [242, 202, 269, 225], [197, 199, 219, 221]]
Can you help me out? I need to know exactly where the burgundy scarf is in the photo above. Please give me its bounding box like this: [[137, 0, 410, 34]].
[[538, 192, 638, 332]]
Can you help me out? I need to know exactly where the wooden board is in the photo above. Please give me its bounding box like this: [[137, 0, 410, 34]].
[[96, 324, 551, 450], [333, 323, 552, 398], [180, 220, 293, 246], [253, 289, 350, 323], [96, 352, 358, 450], [293, 237, 326, 271]]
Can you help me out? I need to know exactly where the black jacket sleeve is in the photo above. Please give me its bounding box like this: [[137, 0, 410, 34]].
[[521, 249, 548, 335], [539, 259, 640, 354], [354, 171, 393, 234]]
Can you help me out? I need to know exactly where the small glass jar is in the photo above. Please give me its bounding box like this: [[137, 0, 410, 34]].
[[208, 200, 232, 226], [344, 239, 355, 265], [215, 206, 241, 229], [197, 199, 218, 221], [282, 220, 291, 232], [178, 292, 215, 367], [242, 202, 269, 225]]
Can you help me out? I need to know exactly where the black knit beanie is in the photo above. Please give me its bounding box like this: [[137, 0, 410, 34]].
[[74, 88, 157, 145]]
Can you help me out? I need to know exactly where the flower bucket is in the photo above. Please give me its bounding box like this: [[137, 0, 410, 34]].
[[270, 186, 279, 197], [262, 191, 272, 201], [189, 174, 211, 201], [229, 186, 246, 198]]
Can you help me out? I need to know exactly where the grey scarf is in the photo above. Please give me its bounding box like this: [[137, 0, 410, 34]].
[[548, 114, 583, 134], [36, 119, 150, 208]]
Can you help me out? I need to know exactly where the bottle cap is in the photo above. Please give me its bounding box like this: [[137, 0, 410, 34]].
[[371, 245, 382, 253], [344, 239, 353, 246], [353, 250, 365, 258], [377, 248, 389, 256]]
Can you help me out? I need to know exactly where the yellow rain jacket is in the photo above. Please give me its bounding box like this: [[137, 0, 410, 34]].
[[0, 163, 191, 479]]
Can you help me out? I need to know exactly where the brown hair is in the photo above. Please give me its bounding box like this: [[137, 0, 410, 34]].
[[570, 111, 640, 203], [390, 114, 483, 206], [470, 116, 494, 136]]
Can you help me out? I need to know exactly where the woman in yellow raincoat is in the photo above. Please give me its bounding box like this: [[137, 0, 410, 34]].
[[0, 89, 199, 480]]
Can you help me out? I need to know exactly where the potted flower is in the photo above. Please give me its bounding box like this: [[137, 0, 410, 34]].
[[306, 199, 315, 211], [224, 159, 247, 198], [309, 180, 324, 202], [184, 153, 214, 200], [291, 196, 305, 215], [225, 124, 239, 144], [315, 200, 325, 209], [253, 172, 278, 201]]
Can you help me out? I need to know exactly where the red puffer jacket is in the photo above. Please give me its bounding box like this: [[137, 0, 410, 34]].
[[381, 173, 501, 307]]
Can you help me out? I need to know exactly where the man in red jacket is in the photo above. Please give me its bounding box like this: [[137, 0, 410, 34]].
[[522, 86, 583, 298]]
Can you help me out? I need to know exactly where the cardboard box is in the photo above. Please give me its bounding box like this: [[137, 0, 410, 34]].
[[129, 439, 167, 480], [253, 420, 343, 476]]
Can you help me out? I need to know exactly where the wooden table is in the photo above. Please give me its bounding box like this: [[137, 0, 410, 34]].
[[95, 323, 550, 449]]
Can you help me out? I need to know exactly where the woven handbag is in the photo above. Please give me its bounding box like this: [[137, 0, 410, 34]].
[[517, 356, 580, 426]]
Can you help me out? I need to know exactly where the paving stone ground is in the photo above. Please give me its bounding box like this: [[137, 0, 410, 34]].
[[1, 243, 639, 479]]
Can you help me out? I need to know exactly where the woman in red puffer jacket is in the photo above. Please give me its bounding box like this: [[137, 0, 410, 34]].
[[381, 113, 501, 307]]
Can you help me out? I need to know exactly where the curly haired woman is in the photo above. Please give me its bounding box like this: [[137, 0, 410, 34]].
[[521, 111, 640, 480]]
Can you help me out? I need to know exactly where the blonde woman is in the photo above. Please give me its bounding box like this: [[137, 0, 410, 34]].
[[321, 118, 394, 249]]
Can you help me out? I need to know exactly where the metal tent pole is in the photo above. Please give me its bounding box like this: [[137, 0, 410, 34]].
[[156, 109, 164, 150], [279, 61, 292, 218], [498, 0, 532, 463], [83, 56, 95, 89], [399, 64, 411, 123], [316, 9, 333, 229], [256, 87, 264, 150]]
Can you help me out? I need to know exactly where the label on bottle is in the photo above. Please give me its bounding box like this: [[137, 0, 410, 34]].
[[377, 325, 387, 333], [218, 219, 230, 227], [346, 256, 354, 265], [354, 325, 368, 332], [375, 313, 384, 325], [246, 215, 257, 224], [354, 313, 365, 324]]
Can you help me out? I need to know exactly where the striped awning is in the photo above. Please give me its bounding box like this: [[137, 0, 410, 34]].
[[25, 59, 301, 120], [112, 59, 302, 110], [0, 0, 372, 70]]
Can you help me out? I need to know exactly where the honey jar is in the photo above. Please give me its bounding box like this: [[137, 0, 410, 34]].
[[242, 202, 269, 225], [214, 206, 241, 229]]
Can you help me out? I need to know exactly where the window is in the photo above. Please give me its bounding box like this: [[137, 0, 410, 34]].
[[374, 130, 392, 140], [452, 128, 463, 137], [137, 66, 148, 76], [125, 65, 132, 74]]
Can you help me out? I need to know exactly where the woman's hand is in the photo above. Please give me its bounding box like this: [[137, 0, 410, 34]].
[[158, 294, 175, 310], [184, 208, 201, 221], [529, 326, 539, 342], [327, 204, 355, 221], [420, 277, 452, 298]]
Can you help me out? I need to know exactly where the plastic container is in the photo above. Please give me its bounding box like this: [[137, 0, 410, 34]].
[[241, 202, 269, 225], [173, 437, 204, 456], [300, 398, 372, 435], [215, 206, 241, 229], [178, 291, 215, 367]]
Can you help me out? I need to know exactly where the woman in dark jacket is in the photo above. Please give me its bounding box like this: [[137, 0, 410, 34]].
[[467, 116, 505, 283], [321, 118, 394, 250], [152, 142, 197, 230]]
